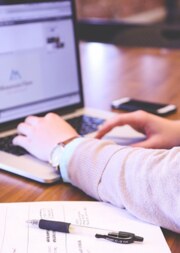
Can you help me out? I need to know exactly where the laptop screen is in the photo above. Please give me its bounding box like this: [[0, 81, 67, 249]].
[[0, 0, 83, 124]]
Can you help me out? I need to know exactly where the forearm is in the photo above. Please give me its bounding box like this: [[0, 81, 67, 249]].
[[67, 138, 180, 232]]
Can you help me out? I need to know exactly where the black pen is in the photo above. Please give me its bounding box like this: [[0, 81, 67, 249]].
[[26, 219, 144, 244]]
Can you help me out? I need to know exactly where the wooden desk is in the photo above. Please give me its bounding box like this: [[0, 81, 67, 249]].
[[1, 42, 180, 252]]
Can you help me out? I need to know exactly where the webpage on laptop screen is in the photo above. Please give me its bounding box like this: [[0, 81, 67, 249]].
[[0, 0, 81, 123]]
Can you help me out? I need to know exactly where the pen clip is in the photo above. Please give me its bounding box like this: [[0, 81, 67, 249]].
[[95, 231, 144, 244]]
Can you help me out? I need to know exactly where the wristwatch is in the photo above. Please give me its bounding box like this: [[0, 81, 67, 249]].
[[49, 136, 78, 171]]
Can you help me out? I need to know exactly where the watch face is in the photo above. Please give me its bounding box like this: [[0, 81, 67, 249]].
[[49, 144, 64, 167]]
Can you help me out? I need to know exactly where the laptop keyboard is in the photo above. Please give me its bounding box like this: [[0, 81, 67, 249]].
[[0, 115, 104, 156], [0, 134, 27, 156], [66, 115, 104, 135]]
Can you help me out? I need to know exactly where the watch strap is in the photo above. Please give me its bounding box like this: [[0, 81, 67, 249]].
[[61, 135, 79, 146], [49, 136, 79, 169]]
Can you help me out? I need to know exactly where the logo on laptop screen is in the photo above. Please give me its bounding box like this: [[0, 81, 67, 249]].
[[9, 70, 22, 81]]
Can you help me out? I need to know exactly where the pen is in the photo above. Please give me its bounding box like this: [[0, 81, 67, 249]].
[[26, 219, 144, 244]]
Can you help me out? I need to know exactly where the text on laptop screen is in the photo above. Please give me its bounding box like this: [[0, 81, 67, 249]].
[[0, 0, 82, 123]]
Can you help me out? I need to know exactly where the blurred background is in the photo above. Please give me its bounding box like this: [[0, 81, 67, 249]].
[[76, 0, 180, 47], [76, 0, 179, 24]]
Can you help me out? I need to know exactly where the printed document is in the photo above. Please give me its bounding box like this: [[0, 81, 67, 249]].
[[0, 201, 171, 253]]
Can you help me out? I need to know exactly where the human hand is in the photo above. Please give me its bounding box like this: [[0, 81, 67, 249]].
[[13, 113, 78, 161], [95, 110, 180, 149]]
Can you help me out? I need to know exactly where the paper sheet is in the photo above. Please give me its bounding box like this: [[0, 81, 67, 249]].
[[0, 201, 171, 253]]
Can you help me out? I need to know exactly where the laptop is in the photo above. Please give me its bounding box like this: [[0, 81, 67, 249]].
[[0, 0, 144, 183]]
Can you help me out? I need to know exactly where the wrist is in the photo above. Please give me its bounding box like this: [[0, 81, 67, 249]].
[[49, 136, 79, 169]]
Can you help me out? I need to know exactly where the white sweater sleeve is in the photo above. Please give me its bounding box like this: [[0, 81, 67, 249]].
[[67, 138, 180, 233]]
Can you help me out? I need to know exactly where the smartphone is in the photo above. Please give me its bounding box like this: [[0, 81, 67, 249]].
[[111, 97, 177, 116]]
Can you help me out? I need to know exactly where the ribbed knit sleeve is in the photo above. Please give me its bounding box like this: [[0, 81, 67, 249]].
[[67, 138, 180, 233]]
